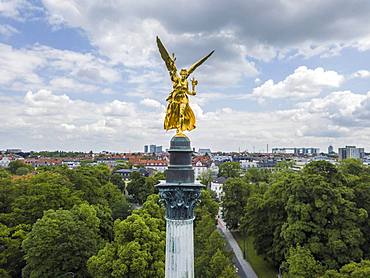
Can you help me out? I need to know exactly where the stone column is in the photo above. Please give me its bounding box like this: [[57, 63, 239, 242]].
[[165, 218, 194, 277], [157, 135, 204, 278]]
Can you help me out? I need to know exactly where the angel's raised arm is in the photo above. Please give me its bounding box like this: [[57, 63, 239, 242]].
[[157, 36, 177, 79]]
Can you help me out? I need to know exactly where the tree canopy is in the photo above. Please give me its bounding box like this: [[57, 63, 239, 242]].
[[218, 162, 241, 178], [22, 204, 101, 278], [227, 159, 370, 276]]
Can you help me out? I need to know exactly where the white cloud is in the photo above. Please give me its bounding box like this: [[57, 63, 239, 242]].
[[0, 24, 19, 37], [41, 0, 370, 67], [2, 88, 370, 152], [0, 43, 44, 86], [0, 0, 42, 20], [100, 100, 136, 117], [351, 70, 370, 79], [292, 90, 370, 139], [140, 98, 162, 109], [251, 66, 344, 100], [0, 0, 26, 18], [0, 43, 122, 94], [41, 1, 258, 86], [48, 77, 99, 93]]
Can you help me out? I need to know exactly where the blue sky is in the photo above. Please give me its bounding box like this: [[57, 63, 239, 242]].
[[1, 0, 370, 152]]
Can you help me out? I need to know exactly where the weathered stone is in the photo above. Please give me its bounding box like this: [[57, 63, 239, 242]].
[[157, 135, 204, 277]]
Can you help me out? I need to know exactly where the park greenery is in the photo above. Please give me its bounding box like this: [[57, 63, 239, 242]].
[[220, 159, 370, 277], [0, 162, 236, 277]]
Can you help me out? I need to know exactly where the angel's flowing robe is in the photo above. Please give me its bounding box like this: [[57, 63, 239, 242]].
[[164, 79, 196, 132]]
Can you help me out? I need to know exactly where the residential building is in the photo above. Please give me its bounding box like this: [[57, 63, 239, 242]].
[[114, 168, 149, 180], [155, 145, 163, 153], [193, 160, 209, 179], [338, 146, 365, 160], [62, 161, 81, 169], [210, 177, 226, 200], [6, 149, 22, 154], [240, 160, 258, 169], [213, 155, 232, 162], [0, 156, 11, 167], [25, 158, 63, 168], [144, 144, 163, 154], [209, 162, 219, 178], [198, 148, 212, 156], [149, 144, 156, 153], [272, 147, 319, 156], [143, 160, 167, 172]]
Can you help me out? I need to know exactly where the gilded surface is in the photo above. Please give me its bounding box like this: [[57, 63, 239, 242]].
[[156, 36, 214, 135]]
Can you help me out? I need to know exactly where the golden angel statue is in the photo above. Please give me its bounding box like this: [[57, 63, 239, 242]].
[[157, 36, 214, 135]]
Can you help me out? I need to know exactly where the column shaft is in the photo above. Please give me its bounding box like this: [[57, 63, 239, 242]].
[[165, 218, 194, 278]]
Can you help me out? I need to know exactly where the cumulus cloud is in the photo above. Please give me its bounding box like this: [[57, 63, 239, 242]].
[[140, 98, 162, 109], [0, 89, 164, 151], [42, 0, 370, 65], [0, 0, 42, 20], [0, 0, 27, 18], [251, 66, 344, 100], [0, 43, 122, 94], [351, 70, 370, 79], [2, 88, 370, 152], [3, 1, 370, 151], [292, 90, 370, 140]]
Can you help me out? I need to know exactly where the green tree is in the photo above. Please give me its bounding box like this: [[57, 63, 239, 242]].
[[275, 160, 294, 170], [64, 165, 111, 205], [92, 204, 114, 241], [0, 172, 14, 214], [218, 162, 241, 178], [22, 204, 101, 278], [321, 260, 370, 278], [222, 178, 252, 229], [152, 171, 165, 181], [6, 173, 81, 226], [209, 249, 238, 278], [282, 245, 323, 278], [281, 161, 366, 269], [138, 194, 165, 226], [0, 168, 11, 179], [199, 169, 213, 187], [126, 172, 155, 204], [15, 167, 30, 176], [196, 189, 219, 219], [194, 190, 235, 278], [101, 182, 130, 219], [7, 160, 32, 174], [244, 167, 270, 184], [339, 159, 370, 258], [87, 203, 165, 277], [243, 170, 297, 265], [110, 173, 125, 191], [0, 223, 31, 277], [112, 162, 132, 171]]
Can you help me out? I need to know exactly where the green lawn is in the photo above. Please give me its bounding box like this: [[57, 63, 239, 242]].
[[232, 232, 278, 278]]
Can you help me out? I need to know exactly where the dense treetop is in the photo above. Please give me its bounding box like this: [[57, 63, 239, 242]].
[[222, 159, 370, 276]]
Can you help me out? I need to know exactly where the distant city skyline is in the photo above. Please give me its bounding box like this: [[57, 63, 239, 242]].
[[1, 1, 370, 152]]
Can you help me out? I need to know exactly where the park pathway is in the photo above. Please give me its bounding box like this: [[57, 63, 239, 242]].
[[217, 217, 258, 278]]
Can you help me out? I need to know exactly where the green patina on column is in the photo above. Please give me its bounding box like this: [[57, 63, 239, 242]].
[[157, 135, 204, 277], [157, 135, 203, 220]]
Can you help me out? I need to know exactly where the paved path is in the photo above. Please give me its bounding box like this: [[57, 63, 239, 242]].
[[217, 217, 258, 278]]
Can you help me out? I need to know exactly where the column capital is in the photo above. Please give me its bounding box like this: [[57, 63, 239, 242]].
[[159, 185, 202, 220]]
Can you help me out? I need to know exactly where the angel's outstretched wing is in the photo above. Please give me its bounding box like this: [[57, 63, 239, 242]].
[[156, 36, 177, 75], [186, 50, 214, 78]]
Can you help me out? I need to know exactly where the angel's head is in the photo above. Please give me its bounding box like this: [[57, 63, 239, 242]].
[[180, 69, 187, 80]]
